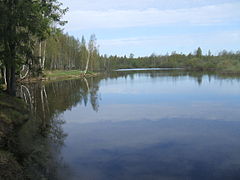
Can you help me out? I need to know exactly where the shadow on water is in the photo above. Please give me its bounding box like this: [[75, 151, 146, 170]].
[[11, 69, 240, 179]]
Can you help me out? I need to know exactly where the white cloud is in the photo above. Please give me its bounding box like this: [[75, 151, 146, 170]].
[[64, 2, 240, 30], [65, 103, 240, 124], [98, 31, 240, 55], [100, 31, 240, 46]]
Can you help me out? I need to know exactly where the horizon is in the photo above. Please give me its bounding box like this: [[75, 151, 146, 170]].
[[61, 0, 240, 57]]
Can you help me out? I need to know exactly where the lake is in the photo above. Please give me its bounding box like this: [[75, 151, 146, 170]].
[[20, 69, 240, 180]]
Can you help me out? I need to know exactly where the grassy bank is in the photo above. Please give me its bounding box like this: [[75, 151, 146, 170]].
[[0, 92, 29, 179], [0, 92, 29, 132], [0, 91, 60, 179], [18, 70, 99, 83], [46, 70, 83, 77], [44, 70, 98, 80]]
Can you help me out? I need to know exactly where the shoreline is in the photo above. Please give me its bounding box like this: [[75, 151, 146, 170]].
[[19, 70, 100, 83], [0, 92, 29, 179], [2, 68, 240, 86]]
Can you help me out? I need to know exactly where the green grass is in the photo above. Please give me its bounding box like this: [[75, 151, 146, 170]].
[[44, 70, 98, 80], [44, 70, 85, 78]]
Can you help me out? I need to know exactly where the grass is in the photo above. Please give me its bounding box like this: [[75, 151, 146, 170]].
[[45, 70, 84, 77], [44, 70, 98, 80]]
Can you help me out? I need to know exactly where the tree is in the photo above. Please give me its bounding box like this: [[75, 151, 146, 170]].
[[196, 47, 202, 58], [0, 0, 67, 96], [208, 50, 211, 57], [79, 36, 88, 71], [84, 34, 98, 74], [129, 53, 134, 58]]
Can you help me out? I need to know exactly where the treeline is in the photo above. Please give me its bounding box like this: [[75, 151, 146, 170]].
[[99, 48, 240, 73], [31, 37, 240, 74], [42, 35, 240, 74]]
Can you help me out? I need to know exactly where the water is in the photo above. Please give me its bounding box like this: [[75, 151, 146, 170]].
[[115, 68, 183, 71], [21, 70, 240, 180]]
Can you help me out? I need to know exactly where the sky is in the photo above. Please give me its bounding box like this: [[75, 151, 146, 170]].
[[61, 0, 240, 57]]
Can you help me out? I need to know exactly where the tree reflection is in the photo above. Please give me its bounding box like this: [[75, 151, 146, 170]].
[[13, 70, 240, 179], [17, 76, 115, 178], [18, 115, 67, 180], [105, 70, 240, 85], [14, 77, 102, 179], [19, 77, 102, 124]]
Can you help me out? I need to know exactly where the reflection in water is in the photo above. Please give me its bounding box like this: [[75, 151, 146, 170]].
[[19, 77, 101, 119], [16, 77, 102, 179], [18, 70, 240, 179], [19, 115, 67, 180]]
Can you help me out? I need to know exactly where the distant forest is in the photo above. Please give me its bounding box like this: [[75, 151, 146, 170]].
[[43, 31, 240, 73]]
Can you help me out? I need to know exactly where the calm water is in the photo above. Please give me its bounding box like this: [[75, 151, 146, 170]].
[[21, 70, 240, 180]]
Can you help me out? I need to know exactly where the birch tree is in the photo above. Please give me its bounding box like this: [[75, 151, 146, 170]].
[[84, 34, 98, 74]]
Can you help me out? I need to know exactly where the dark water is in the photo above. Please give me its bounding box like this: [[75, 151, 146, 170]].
[[21, 70, 240, 180]]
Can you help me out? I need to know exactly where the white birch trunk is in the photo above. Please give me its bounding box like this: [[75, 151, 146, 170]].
[[84, 51, 90, 74], [42, 40, 46, 70], [4, 67, 7, 85], [39, 41, 42, 65], [20, 65, 29, 80]]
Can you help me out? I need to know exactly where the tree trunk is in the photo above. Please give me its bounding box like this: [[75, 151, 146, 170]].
[[37, 41, 43, 76], [84, 51, 90, 74], [0, 68, 5, 84], [2, 0, 17, 96], [9, 58, 16, 96], [6, 63, 11, 95], [39, 41, 42, 64], [3, 68, 7, 85], [42, 41, 46, 70], [20, 65, 29, 80], [6, 42, 17, 96]]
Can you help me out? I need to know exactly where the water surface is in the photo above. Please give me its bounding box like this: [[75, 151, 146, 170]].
[[22, 70, 240, 180]]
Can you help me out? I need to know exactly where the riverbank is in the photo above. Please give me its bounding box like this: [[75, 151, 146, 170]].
[[45, 70, 97, 78], [0, 91, 58, 179], [184, 62, 240, 75], [0, 92, 29, 179], [20, 70, 99, 83]]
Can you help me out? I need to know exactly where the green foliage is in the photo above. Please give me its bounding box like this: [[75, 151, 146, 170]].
[[0, 0, 67, 95], [44, 33, 99, 72], [196, 47, 202, 57]]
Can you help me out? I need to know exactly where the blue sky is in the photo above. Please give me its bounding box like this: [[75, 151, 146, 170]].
[[61, 0, 240, 57]]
